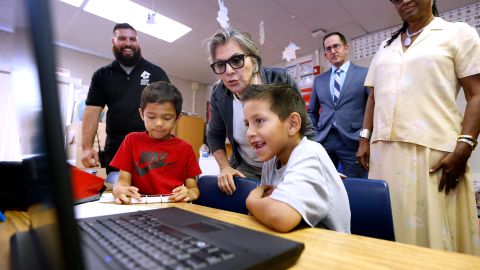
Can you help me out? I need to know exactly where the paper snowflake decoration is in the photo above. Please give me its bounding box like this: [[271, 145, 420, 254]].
[[282, 42, 300, 61], [217, 0, 230, 29], [259, 21, 265, 45]]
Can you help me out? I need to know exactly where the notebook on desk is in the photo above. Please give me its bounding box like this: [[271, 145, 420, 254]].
[[8, 1, 304, 269]]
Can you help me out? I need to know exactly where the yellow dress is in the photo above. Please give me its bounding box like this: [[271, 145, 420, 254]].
[[365, 17, 480, 255]]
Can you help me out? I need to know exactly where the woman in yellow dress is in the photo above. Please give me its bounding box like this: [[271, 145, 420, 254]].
[[357, 0, 480, 255]]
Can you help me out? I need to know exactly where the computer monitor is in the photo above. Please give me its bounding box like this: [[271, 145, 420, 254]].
[[9, 0, 84, 269]]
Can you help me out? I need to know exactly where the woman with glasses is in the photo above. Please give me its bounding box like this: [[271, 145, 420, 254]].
[[205, 28, 315, 195], [356, 0, 480, 254]]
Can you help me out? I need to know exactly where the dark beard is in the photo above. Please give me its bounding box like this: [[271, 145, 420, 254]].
[[113, 46, 142, 67]]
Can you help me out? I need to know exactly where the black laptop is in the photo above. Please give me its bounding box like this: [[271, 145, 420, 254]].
[[8, 1, 304, 269], [77, 207, 304, 270]]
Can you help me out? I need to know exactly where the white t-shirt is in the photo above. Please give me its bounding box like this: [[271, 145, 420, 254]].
[[261, 137, 351, 232]]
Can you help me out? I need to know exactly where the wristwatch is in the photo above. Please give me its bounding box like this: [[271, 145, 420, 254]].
[[359, 129, 371, 140]]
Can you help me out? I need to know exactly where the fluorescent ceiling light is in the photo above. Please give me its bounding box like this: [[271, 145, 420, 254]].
[[59, 0, 84, 7], [83, 0, 191, 43]]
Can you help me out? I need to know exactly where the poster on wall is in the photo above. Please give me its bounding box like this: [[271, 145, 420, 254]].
[[298, 60, 313, 76]]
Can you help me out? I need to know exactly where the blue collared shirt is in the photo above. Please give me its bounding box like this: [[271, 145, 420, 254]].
[[329, 61, 350, 100]]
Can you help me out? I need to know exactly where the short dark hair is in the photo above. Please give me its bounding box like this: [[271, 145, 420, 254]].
[[140, 81, 183, 117], [113, 23, 136, 34], [242, 83, 307, 136], [323, 32, 348, 50]]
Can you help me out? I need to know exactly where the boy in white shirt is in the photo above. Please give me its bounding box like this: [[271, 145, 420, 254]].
[[244, 83, 351, 233]]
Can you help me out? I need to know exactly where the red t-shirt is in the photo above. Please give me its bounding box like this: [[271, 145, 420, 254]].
[[110, 132, 202, 194]]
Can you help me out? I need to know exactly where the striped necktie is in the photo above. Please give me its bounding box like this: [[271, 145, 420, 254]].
[[333, 69, 342, 104]]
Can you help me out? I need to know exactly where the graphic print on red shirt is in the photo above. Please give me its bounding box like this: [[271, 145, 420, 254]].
[[110, 132, 202, 194], [136, 151, 173, 176]]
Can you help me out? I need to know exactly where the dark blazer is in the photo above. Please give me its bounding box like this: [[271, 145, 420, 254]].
[[307, 63, 369, 149], [207, 67, 315, 168]]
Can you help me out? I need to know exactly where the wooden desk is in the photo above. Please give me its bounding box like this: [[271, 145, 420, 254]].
[[0, 211, 30, 270], [2, 203, 480, 270]]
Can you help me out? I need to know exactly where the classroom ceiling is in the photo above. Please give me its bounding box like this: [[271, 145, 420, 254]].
[[1, 0, 477, 85]]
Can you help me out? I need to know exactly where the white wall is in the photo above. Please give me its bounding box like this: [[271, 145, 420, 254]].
[[0, 30, 13, 72], [0, 71, 21, 161], [56, 46, 110, 86], [0, 30, 18, 160], [169, 76, 208, 119]]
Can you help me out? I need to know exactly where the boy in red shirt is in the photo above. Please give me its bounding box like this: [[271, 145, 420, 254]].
[[111, 81, 201, 204]]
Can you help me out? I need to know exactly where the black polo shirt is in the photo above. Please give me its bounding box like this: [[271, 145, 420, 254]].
[[85, 57, 170, 154]]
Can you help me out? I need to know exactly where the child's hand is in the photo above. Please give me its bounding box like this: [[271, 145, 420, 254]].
[[248, 185, 273, 200], [262, 185, 274, 197], [169, 185, 196, 202], [112, 185, 141, 204], [246, 185, 274, 214]]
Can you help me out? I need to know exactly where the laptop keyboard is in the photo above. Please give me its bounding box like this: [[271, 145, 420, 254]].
[[78, 213, 235, 270]]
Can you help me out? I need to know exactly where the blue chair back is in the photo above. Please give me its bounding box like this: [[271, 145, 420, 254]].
[[342, 178, 395, 241], [194, 175, 259, 214], [105, 171, 119, 189]]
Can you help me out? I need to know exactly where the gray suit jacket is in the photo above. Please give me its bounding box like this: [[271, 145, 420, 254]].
[[307, 63, 369, 149]]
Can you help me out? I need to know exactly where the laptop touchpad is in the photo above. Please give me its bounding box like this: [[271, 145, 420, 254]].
[[186, 222, 223, 233]]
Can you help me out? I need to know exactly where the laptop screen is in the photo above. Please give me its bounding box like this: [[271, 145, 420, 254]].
[[9, 0, 84, 269], [9, 2, 304, 270]]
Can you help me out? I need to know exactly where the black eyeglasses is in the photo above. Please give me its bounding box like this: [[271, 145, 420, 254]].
[[324, 43, 344, 53], [389, 0, 403, 5], [210, 54, 249, 75]]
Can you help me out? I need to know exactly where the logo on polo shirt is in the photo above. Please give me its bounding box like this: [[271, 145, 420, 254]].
[[140, 71, 151, 85]]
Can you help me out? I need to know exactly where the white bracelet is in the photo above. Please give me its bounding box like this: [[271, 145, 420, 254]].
[[457, 138, 476, 150], [359, 129, 371, 140]]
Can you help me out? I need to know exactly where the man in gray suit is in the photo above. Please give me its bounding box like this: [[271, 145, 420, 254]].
[[308, 32, 368, 178]]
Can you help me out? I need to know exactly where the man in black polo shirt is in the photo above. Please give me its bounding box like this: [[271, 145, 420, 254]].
[[81, 23, 170, 173]]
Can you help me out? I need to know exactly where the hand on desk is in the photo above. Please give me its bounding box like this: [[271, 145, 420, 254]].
[[111, 186, 199, 204], [169, 185, 195, 202], [112, 185, 141, 204], [248, 185, 274, 199]]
